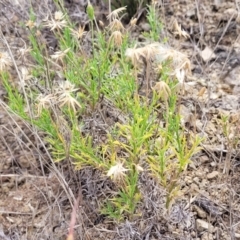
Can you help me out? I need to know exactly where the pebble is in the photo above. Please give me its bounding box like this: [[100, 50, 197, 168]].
[[195, 170, 204, 178], [201, 179, 208, 188], [186, 8, 196, 18], [214, 0, 223, 5], [201, 232, 214, 240], [193, 177, 200, 184], [191, 183, 199, 190], [138, 34, 146, 41], [140, 23, 151, 32], [12, 14, 19, 23], [196, 219, 214, 233], [199, 155, 209, 164], [131, 32, 139, 39], [210, 161, 217, 167], [189, 162, 197, 169], [185, 176, 192, 184], [207, 171, 219, 180], [235, 233, 240, 240], [200, 46, 216, 62], [193, 205, 207, 219]]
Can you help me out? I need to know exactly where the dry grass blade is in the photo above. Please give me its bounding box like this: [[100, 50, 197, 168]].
[[50, 107, 72, 159], [107, 6, 127, 21], [67, 190, 82, 240], [170, 17, 190, 39]]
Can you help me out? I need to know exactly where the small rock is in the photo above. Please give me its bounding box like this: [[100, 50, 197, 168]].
[[189, 162, 197, 170], [190, 183, 199, 192], [185, 176, 193, 184], [207, 171, 219, 180], [210, 161, 217, 167], [18, 156, 31, 169], [191, 231, 196, 237], [199, 155, 209, 164], [224, 8, 238, 17], [195, 170, 204, 178], [193, 205, 207, 219], [138, 34, 146, 41], [200, 46, 216, 62], [140, 23, 151, 32], [196, 219, 214, 233], [182, 186, 190, 193], [196, 120, 203, 131], [186, 8, 196, 18], [179, 104, 192, 124], [235, 233, 240, 240], [201, 232, 214, 240], [131, 32, 139, 39], [193, 177, 200, 184], [12, 14, 19, 23], [201, 179, 209, 188], [214, 0, 222, 5]]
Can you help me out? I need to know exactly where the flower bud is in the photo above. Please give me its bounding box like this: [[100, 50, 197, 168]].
[[87, 1, 95, 21]]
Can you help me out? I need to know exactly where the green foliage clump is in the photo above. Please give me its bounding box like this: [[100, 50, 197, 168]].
[[1, 1, 202, 221]]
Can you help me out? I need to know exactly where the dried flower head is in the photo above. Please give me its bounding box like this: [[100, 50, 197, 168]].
[[99, 20, 104, 28], [43, 11, 67, 31], [25, 20, 35, 29], [130, 18, 137, 27], [107, 6, 127, 21], [125, 47, 147, 69], [56, 80, 81, 113], [51, 48, 70, 62], [35, 93, 55, 116], [108, 19, 124, 32], [107, 162, 128, 183], [0, 51, 12, 71], [126, 43, 191, 82], [153, 81, 171, 101], [71, 26, 87, 39], [109, 30, 123, 47], [18, 45, 32, 61], [127, 44, 161, 65], [152, 0, 158, 5], [54, 11, 64, 21], [175, 69, 185, 85], [171, 18, 189, 39], [57, 80, 78, 93], [58, 93, 81, 113], [20, 67, 33, 82]]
